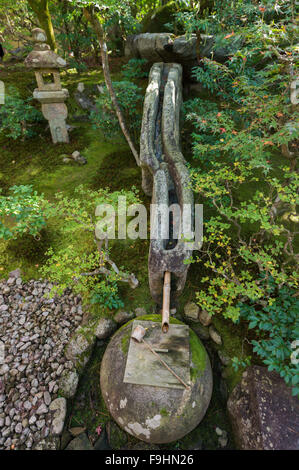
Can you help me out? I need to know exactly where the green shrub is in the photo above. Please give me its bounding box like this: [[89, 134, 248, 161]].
[[0, 88, 43, 139], [0, 185, 46, 240], [235, 279, 299, 397], [181, 0, 299, 396], [121, 58, 148, 81], [90, 279, 124, 310], [1, 184, 140, 311], [90, 81, 143, 142]]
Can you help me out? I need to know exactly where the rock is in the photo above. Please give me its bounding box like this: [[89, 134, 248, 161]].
[[71, 150, 81, 160], [33, 436, 60, 450], [60, 429, 72, 450], [218, 350, 230, 366], [36, 404, 48, 415], [209, 326, 222, 345], [219, 435, 228, 447], [93, 428, 111, 450], [43, 391, 51, 406], [65, 327, 95, 372], [15, 423, 22, 433], [228, 366, 299, 450], [100, 314, 213, 444], [107, 421, 128, 449], [0, 364, 9, 375], [126, 32, 244, 78], [8, 268, 22, 279], [70, 151, 87, 165], [49, 397, 67, 435], [29, 415, 36, 425], [184, 302, 199, 321], [113, 311, 135, 325], [59, 370, 79, 399], [199, 310, 212, 327], [77, 83, 85, 93], [94, 318, 116, 340], [66, 433, 93, 450], [135, 307, 147, 317], [191, 323, 210, 341]]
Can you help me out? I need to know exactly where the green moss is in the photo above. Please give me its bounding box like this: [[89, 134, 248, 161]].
[[108, 421, 128, 449], [117, 314, 207, 381], [189, 329, 207, 380], [160, 408, 169, 417], [121, 330, 131, 355], [212, 315, 250, 392]]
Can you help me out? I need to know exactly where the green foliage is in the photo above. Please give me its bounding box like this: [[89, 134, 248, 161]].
[[182, 0, 299, 394], [71, 0, 140, 37], [0, 0, 33, 48], [51, 2, 96, 71], [121, 58, 148, 81], [90, 81, 143, 141], [0, 88, 43, 140], [237, 280, 299, 397], [90, 278, 124, 309], [0, 185, 46, 240], [231, 355, 252, 371], [192, 162, 298, 322], [1, 183, 140, 308]]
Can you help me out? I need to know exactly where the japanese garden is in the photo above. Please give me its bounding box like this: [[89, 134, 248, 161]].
[[0, 0, 298, 452]]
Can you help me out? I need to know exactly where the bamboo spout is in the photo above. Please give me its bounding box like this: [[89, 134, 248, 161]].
[[162, 271, 171, 333]]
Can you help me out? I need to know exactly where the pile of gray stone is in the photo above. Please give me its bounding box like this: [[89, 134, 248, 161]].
[[0, 270, 83, 450]]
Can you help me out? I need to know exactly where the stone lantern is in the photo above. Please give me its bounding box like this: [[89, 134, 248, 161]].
[[25, 28, 69, 143]]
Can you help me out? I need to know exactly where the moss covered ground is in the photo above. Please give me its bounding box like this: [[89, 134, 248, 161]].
[[0, 63, 154, 314]]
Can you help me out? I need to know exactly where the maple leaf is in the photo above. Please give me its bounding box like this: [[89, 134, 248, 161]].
[[224, 32, 235, 39]]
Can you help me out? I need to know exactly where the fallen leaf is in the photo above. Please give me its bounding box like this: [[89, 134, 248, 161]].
[[69, 426, 86, 437], [224, 32, 235, 39]]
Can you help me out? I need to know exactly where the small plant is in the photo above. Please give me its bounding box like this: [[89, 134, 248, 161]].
[[0, 88, 43, 139], [0, 185, 46, 240], [90, 81, 143, 142], [231, 356, 252, 371], [121, 58, 148, 81], [90, 278, 124, 310], [238, 281, 299, 397], [0, 184, 140, 309]]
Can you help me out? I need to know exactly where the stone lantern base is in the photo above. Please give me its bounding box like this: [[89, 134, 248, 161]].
[[33, 89, 69, 143], [100, 315, 213, 444]]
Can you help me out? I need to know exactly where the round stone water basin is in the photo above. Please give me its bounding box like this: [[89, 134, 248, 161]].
[[100, 315, 213, 444]]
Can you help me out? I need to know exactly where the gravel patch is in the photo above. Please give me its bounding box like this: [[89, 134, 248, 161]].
[[0, 277, 84, 450]]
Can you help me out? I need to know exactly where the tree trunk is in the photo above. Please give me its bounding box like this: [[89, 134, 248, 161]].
[[28, 0, 56, 51], [83, 7, 140, 167]]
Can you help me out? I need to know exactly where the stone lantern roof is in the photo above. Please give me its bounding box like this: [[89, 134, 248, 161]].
[[25, 28, 66, 69]]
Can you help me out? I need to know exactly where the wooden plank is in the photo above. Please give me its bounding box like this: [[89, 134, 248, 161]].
[[124, 320, 190, 390]]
